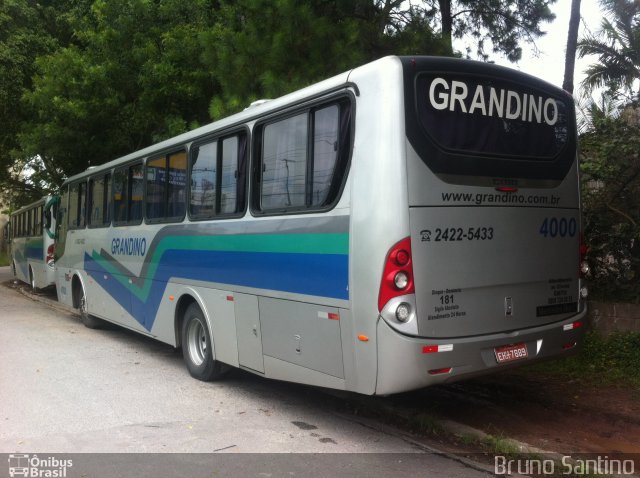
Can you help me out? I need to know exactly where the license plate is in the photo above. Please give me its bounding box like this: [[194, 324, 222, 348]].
[[494, 343, 528, 364]]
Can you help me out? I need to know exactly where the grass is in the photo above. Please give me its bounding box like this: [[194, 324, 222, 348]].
[[525, 330, 640, 388], [0, 250, 9, 267]]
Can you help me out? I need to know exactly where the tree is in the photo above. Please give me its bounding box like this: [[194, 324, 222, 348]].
[[5, 0, 565, 209], [18, 0, 219, 184], [578, 0, 640, 99], [580, 108, 640, 301], [204, 0, 456, 118], [0, 0, 70, 206], [563, 0, 582, 93], [428, 0, 557, 62]]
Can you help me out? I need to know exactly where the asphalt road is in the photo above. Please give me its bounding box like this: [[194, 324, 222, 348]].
[[0, 266, 491, 477]]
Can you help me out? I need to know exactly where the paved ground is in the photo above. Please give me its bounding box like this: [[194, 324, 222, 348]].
[[0, 266, 491, 476]]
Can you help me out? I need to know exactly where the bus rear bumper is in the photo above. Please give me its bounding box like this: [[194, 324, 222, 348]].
[[374, 308, 588, 395]]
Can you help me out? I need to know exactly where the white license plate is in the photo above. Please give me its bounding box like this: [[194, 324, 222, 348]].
[[494, 343, 528, 364]]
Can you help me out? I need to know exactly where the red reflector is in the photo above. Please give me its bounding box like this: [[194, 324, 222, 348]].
[[496, 187, 518, 193], [422, 344, 453, 354], [563, 341, 577, 350], [328, 312, 340, 320], [226, 295, 234, 302], [428, 367, 452, 375]]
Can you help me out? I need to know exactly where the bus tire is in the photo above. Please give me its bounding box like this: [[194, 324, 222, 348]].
[[181, 303, 228, 381], [75, 280, 103, 329]]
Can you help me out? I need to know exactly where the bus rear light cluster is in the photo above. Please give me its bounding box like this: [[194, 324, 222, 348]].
[[46, 244, 55, 268], [378, 237, 415, 312]]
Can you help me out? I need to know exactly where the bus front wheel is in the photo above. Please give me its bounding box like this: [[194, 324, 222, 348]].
[[181, 303, 228, 381]]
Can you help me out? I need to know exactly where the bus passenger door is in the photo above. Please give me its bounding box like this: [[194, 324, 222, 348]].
[[234, 293, 264, 373]]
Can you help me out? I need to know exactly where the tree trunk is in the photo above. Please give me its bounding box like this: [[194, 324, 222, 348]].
[[438, 0, 454, 56], [563, 0, 582, 93]]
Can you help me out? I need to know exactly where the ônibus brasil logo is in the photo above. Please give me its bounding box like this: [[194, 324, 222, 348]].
[[8, 454, 73, 478]]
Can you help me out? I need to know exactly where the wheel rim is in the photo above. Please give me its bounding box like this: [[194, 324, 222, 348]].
[[187, 317, 207, 367], [79, 292, 88, 319]]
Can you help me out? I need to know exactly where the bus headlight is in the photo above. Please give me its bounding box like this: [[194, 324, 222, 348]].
[[580, 286, 588, 299]]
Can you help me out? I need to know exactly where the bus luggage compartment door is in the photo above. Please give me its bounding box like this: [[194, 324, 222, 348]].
[[235, 293, 265, 373]]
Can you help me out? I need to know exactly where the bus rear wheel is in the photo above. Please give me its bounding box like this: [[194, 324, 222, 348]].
[[74, 279, 103, 329], [181, 303, 228, 381]]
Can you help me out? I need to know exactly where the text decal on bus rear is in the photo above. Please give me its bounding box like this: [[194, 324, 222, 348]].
[[111, 237, 147, 256], [428, 77, 558, 125]]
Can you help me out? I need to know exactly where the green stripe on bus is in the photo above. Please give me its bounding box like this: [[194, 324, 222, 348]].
[[92, 233, 349, 302]]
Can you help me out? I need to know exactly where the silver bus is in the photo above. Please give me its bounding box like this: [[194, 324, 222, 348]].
[[9, 196, 57, 291], [54, 56, 587, 394]]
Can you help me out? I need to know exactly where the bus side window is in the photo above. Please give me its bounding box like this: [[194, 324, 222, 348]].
[[261, 113, 308, 210], [189, 132, 246, 220], [89, 174, 111, 227], [129, 163, 143, 223], [220, 136, 239, 214], [113, 167, 128, 225], [146, 156, 167, 220], [167, 151, 186, 219], [256, 100, 351, 213], [189, 141, 217, 219]]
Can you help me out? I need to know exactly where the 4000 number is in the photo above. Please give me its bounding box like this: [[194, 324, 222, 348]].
[[539, 217, 577, 238]]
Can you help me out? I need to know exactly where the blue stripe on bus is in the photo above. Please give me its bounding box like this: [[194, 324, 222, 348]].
[[85, 249, 349, 330]]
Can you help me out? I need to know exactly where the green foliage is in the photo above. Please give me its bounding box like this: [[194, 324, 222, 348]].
[[580, 107, 640, 302], [427, 0, 557, 61], [1, 0, 567, 210], [576, 0, 640, 302], [528, 330, 640, 388], [203, 0, 363, 119], [0, 0, 68, 206], [20, 0, 218, 181], [203, 0, 451, 119], [0, 250, 9, 267]]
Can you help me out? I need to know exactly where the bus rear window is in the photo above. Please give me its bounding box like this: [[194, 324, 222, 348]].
[[416, 74, 569, 160], [402, 58, 577, 183]]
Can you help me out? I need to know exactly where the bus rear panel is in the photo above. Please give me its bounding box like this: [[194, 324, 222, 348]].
[[371, 57, 586, 394]]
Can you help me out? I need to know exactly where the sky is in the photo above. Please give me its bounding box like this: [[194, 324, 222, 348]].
[[489, 0, 604, 96]]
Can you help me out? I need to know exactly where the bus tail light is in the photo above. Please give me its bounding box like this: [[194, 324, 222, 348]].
[[46, 244, 55, 267], [428, 367, 452, 375], [378, 237, 414, 312]]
